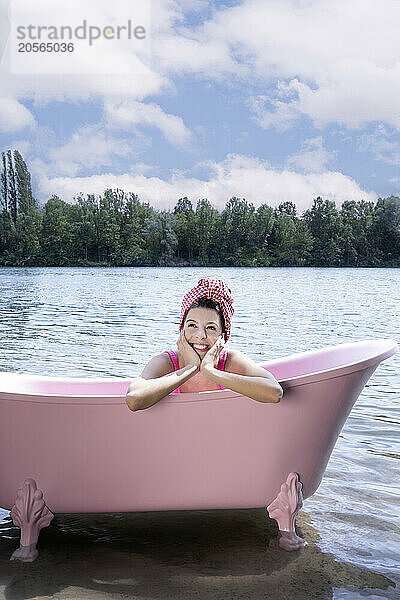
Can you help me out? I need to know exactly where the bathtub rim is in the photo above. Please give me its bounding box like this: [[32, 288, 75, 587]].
[[0, 337, 397, 404]]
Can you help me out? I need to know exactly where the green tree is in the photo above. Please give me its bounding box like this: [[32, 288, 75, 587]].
[[275, 201, 297, 218], [120, 192, 154, 265], [0, 210, 15, 264], [219, 197, 258, 266], [12, 210, 42, 266], [68, 195, 96, 263], [193, 198, 220, 265], [14, 150, 35, 214], [143, 211, 178, 266], [0, 152, 8, 213], [0, 150, 39, 264], [270, 211, 313, 266], [371, 196, 400, 266], [340, 200, 375, 266], [252, 203, 275, 266], [39, 196, 73, 266], [7, 150, 17, 225], [173, 197, 196, 263], [303, 197, 343, 266]]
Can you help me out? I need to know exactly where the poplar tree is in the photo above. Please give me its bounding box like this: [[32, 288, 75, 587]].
[[7, 150, 17, 225], [14, 150, 35, 214], [0, 152, 8, 212]]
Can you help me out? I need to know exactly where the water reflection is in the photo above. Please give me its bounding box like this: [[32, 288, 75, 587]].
[[367, 450, 400, 460], [0, 510, 396, 600]]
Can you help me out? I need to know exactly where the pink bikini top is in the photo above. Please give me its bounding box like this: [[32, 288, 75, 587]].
[[163, 348, 228, 393]]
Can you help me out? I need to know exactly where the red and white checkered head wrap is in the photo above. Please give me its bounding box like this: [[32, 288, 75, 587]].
[[179, 278, 234, 341]]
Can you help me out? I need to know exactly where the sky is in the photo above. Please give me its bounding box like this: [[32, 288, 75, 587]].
[[1, 0, 400, 214]]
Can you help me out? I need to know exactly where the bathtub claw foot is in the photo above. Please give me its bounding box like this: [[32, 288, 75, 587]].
[[278, 530, 308, 551], [10, 543, 39, 562], [267, 472, 307, 551], [10, 478, 54, 562]]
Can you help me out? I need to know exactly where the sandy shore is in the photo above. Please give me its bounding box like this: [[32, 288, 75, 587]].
[[0, 509, 396, 599]]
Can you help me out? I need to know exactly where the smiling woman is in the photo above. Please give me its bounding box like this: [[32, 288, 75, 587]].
[[125, 277, 283, 411]]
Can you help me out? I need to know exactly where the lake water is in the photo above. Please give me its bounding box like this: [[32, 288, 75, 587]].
[[0, 266, 399, 600]]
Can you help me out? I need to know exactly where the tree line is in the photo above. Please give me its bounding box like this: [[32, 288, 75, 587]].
[[1, 149, 399, 267]]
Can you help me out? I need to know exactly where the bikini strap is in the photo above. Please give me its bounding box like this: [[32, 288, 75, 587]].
[[163, 349, 179, 370], [217, 348, 227, 371], [217, 348, 227, 390], [163, 350, 181, 393]]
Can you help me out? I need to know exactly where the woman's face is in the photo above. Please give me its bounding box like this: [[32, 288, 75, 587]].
[[182, 306, 223, 356]]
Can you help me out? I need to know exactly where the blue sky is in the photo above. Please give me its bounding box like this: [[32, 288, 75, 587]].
[[1, 0, 400, 214]]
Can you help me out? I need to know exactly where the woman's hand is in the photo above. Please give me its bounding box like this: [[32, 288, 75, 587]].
[[200, 335, 225, 375], [176, 331, 201, 370]]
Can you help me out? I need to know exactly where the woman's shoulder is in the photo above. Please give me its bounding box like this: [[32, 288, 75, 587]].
[[223, 347, 244, 369], [224, 347, 259, 373], [224, 347, 244, 360], [158, 350, 177, 369], [140, 351, 175, 378]]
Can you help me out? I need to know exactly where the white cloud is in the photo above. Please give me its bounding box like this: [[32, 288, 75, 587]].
[[358, 124, 400, 166], [0, 96, 35, 132], [8, 139, 32, 155], [104, 100, 191, 146], [195, 0, 400, 131], [1, 0, 169, 102], [281, 65, 400, 130], [3, 0, 400, 133], [286, 137, 335, 173], [154, 35, 240, 79], [250, 94, 300, 132], [34, 153, 376, 212], [129, 162, 154, 176], [42, 125, 134, 177]]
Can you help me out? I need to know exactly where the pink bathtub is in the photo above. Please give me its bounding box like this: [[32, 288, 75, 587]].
[[0, 338, 397, 561]]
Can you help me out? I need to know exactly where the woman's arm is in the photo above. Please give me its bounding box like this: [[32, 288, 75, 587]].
[[201, 342, 283, 404], [126, 354, 199, 412]]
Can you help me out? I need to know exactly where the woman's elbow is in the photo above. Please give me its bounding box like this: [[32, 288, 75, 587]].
[[125, 391, 140, 411], [267, 383, 283, 403], [274, 386, 283, 403], [253, 385, 282, 404], [125, 381, 144, 412]]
